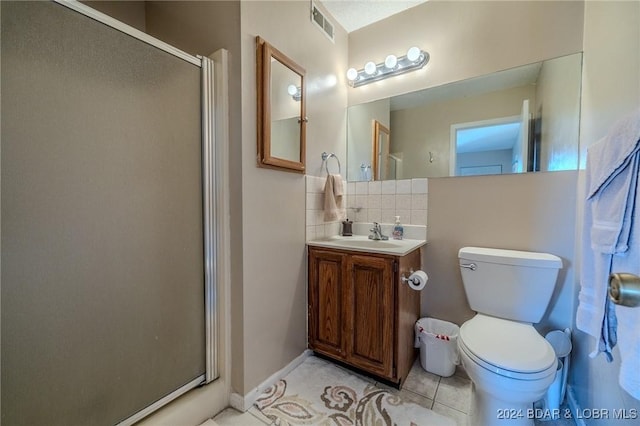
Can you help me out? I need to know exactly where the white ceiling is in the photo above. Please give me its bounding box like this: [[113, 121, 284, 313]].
[[321, 0, 429, 33]]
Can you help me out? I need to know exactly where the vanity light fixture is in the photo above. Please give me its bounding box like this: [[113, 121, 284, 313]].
[[287, 84, 302, 101], [346, 46, 429, 88]]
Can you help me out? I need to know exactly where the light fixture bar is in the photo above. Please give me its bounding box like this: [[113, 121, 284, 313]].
[[347, 48, 430, 88]]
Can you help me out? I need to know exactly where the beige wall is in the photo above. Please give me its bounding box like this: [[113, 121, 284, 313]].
[[535, 53, 582, 172], [81, 0, 146, 31], [348, 1, 584, 106], [571, 1, 640, 419], [424, 171, 578, 331], [579, 1, 640, 162], [239, 0, 348, 393]]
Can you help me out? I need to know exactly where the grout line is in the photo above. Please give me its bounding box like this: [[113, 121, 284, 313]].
[[433, 375, 441, 402], [435, 400, 469, 416], [401, 386, 431, 402], [374, 379, 439, 411], [432, 376, 473, 415]]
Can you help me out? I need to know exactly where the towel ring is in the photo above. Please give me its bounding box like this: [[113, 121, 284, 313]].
[[321, 152, 341, 175]]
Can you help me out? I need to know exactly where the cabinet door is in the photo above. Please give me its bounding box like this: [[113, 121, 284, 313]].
[[346, 255, 394, 378], [308, 249, 347, 358]]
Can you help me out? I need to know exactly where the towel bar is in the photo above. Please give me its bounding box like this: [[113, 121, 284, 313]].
[[321, 152, 341, 175]]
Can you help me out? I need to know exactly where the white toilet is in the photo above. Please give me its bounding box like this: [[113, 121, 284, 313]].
[[457, 247, 562, 426]]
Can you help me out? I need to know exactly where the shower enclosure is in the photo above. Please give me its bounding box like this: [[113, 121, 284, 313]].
[[1, 1, 221, 424]]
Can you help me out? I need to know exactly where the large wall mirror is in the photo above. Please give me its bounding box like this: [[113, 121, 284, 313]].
[[257, 36, 306, 173], [347, 53, 583, 181]]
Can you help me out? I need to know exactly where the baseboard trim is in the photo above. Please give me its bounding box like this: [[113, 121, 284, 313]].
[[566, 386, 587, 426], [230, 349, 313, 412]]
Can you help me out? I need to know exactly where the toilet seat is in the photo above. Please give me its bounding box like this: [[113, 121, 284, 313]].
[[459, 314, 557, 380]]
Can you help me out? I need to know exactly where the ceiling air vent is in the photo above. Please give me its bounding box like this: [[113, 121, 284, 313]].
[[311, 2, 335, 43]]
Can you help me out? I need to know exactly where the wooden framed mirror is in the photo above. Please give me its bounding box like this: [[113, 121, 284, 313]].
[[372, 120, 391, 180], [257, 36, 306, 173]]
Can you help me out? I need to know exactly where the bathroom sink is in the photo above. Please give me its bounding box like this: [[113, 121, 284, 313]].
[[331, 239, 403, 249], [307, 235, 426, 256]]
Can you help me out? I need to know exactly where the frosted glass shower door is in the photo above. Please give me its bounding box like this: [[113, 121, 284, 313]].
[[1, 1, 211, 425]]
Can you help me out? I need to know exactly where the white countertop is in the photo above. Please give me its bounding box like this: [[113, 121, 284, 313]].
[[307, 235, 426, 256]]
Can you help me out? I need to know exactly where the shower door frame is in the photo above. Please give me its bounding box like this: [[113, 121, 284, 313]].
[[50, 1, 222, 423]]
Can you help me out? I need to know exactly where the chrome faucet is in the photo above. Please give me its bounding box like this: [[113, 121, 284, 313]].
[[368, 222, 389, 241]]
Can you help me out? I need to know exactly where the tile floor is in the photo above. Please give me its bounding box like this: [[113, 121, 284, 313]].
[[211, 359, 575, 426], [213, 360, 471, 426]]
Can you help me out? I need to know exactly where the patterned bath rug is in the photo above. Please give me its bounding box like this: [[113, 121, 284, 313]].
[[254, 356, 455, 426]]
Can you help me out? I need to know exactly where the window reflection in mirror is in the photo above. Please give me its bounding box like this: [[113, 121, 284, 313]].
[[346, 53, 583, 181]]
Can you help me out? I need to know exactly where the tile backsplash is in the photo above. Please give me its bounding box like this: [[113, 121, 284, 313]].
[[306, 176, 428, 241], [306, 175, 343, 241]]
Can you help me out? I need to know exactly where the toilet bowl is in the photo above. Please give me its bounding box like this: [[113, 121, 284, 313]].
[[458, 247, 562, 426], [458, 315, 557, 426]]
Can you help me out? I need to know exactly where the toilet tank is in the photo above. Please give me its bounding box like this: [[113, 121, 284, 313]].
[[458, 247, 562, 323]]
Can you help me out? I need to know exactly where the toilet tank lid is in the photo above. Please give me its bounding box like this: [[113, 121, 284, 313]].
[[459, 247, 562, 269]]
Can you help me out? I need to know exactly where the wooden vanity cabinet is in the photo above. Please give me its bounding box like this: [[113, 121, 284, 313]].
[[308, 246, 421, 386]]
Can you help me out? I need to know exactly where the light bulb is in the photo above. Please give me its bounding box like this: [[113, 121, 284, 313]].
[[407, 47, 421, 62], [287, 84, 298, 96], [346, 68, 358, 81], [384, 55, 397, 69], [364, 61, 377, 75]]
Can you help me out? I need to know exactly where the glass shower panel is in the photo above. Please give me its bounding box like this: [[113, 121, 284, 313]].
[[1, 2, 205, 424]]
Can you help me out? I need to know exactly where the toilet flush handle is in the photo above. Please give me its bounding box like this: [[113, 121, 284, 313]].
[[460, 263, 477, 271]]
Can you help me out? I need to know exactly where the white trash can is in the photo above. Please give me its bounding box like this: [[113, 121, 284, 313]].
[[414, 317, 460, 377], [544, 359, 563, 411], [544, 329, 572, 409]]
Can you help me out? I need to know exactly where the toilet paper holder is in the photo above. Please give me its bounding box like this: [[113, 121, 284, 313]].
[[401, 269, 428, 291], [401, 269, 419, 285]]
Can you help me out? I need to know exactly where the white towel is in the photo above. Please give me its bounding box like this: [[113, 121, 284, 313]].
[[586, 110, 640, 253], [576, 109, 640, 399], [610, 148, 640, 399], [613, 201, 640, 400], [323, 174, 346, 222], [577, 151, 639, 360], [332, 173, 344, 197]]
